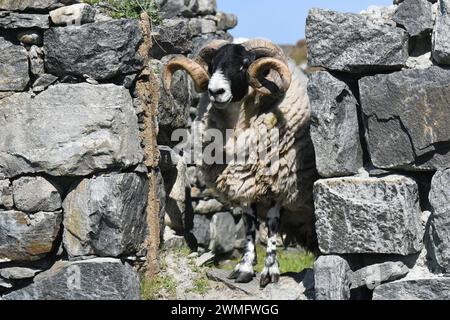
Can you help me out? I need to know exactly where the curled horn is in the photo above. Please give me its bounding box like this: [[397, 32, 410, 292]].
[[243, 39, 292, 95], [163, 40, 229, 93], [163, 56, 209, 93]]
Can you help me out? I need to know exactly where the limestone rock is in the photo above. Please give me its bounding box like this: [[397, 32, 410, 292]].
[[0, 180, 13, 210], [196, 251, 215, 267], [0, 12, 50, 29], [0, 278, 12, 289], [314, 255, 352, 300], [0, 37, 30, 91], [360, 5, 397, 26], [308, 71, 363, 177], [0, 83, 143, 179], [12, 176, 62, 213], [17, 30, 43, 45], [351, 262, 410, 290], [49, 3, 95, 26], [2, 258, 140, 300], [194, 199, 225, 214], [209, 212, 236, 254], [192, 214, 211, 247], [0, 210, 62, 262], [32, 73, 58, 93], [373, 277, 450, 300], [393, 0, 434, 36], [0, 0, 78, 11], [157, 0, 217, 18], [0, 267, 41, 280], [215, 12, 237, 31], [63, 173, 148, 258], [151, 57, 192, 137], [432, 0, 450, 64], [360, 67, 450, 170], [151, 18, 192, 58], [29, 45, 45, 76], [314, 175, 423, 255], [44, 19, 143, 80], [428, 169, 450, 272], [306, 8, 408, 73], [189, 17, 216, 35]]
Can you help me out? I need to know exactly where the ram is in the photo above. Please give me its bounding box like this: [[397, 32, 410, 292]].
[[163, 39, 317, 287]]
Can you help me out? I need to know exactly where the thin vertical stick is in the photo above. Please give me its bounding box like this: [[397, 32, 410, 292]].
[[137, 12, 161, 277]]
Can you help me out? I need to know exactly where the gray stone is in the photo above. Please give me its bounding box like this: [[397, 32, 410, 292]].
[[2, 258, 140, 300], [351, 262, 409, 290], [13, 176, 62, 213], [207, 268, 260, 295], [0, 83, 143, 179], [306, 8, 408, 73], [152, 57, 192, 134], [157, 0, 216, 18], [309, 71, 363, 178], [44, 19, 143, 80], [188, 17, 216, 35], [428, 169, 450, 273], [0, 267, 41, 280], [32, 73, 58, 93], [163, 226, 187, 249], [194, 199, 225, 214], [197, 0, 216, 15], [373, 277, 450, 300], [432, 0, 450, 64], [261, 269, 315, 300], [151, 18, 192, 58], [0, 0, 78, 11], [393, 0, 434, 36], [195, 251, 215, 267], [0, 210, 62, 262], [314, 255, 352, 300], [215, 12, 237, 31], [63, 173, 148, 259], [209, 212, 236, 254], [0, 37, 29, 91], [360, 67, 450, 170], [314, 175, 423, 255], [360, 4, 397, 26], [17, 30, 42, 45], [406, 52, 434, 69], [49, 3, 95, 26], [0, 278, 12, 288], [0, 180, 13, 210], [190, 31, 233, 57], [0, 12, 49, 29], [192, 214, 211, 247], [29, 45, 45, 76]]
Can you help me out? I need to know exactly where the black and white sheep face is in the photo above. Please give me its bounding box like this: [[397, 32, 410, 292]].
[[208, 44, 255, 106]]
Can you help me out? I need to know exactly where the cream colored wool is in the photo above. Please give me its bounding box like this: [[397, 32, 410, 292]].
[[196, 60, 317, 248]]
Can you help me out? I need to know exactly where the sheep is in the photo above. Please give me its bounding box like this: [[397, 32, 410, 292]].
[[163, 39, 318, 287]]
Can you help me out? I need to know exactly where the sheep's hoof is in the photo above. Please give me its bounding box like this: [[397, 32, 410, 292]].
[[235, 271, 254, 284], [260, 272, 280, 288]]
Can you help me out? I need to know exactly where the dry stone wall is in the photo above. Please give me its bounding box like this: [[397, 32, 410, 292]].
[[0, 0, 155, 299], [307, 0, 450, 300], [0, 0, 238, 299]]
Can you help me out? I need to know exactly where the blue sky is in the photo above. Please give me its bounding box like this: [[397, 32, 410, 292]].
[[217, 0, 393, 44]]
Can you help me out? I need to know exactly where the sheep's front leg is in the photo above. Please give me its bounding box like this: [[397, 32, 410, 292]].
[[260, 202, 281, 288], [228, 204, 257, 283]]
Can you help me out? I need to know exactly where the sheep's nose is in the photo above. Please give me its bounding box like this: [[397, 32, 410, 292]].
[[208, 88, 226, 97]]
